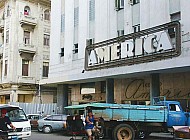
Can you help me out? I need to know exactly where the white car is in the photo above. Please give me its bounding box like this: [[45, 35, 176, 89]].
[[0, 104, 31, 139]]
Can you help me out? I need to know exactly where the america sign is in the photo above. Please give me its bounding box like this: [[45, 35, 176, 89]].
[[85, 21, 181, 70]]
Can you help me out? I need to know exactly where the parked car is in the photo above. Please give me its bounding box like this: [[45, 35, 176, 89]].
[[37, 114, 67, 133], [27, 114, 43, 129]]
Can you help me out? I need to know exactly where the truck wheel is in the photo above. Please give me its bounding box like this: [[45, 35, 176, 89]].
[[113, 124, 135, 140]]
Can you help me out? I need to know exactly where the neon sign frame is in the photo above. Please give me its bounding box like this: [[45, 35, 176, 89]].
[[85, 21, 181, 71]]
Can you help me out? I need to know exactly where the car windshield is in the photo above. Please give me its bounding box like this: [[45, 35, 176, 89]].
[[7, 108, 28, 122]]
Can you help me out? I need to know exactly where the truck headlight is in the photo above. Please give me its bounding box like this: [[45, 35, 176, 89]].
[[23, 127, 31, 132]]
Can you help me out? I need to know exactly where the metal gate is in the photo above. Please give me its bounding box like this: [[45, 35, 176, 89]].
[[9, 102, 57, 115]]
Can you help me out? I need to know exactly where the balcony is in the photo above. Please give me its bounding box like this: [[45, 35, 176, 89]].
[[19, 14, 37, 29], [18, 44, 36, 60], [18, 44, 36, 54], [0, 19, 4, 33], [17, 76, 36, 84]]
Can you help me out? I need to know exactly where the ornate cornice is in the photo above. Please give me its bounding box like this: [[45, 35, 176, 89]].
[[0, 0, 5, 9], [24, 0, 51, 7], [0, 0, 51, 9]]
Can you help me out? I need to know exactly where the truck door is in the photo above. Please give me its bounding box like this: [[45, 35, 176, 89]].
[[167, 104, 187, 127]]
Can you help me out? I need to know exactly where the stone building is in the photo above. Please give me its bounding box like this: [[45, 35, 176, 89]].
[[42, 0, 190, 112], [0, 0, 56, 104]]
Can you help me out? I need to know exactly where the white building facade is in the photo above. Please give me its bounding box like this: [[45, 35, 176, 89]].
[[0, 0, 56, 104], [46, 0, 190, 112]]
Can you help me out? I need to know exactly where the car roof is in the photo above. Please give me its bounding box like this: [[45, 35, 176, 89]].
[[0, 104, 21, 112]]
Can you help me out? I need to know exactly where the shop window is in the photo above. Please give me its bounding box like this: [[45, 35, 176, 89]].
[[44, 34, 50, 46], [4, 60, 7, 76], [42, 62, 49, 77], [24, 6, 30, 16], [24, 31, 30, 45], [22, 59, 29, 76], [44, 10, 50, 21]]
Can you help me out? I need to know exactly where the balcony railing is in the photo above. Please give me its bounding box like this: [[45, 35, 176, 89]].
[[18, 43, 36, 54], [17, 76, 36, 84], [19, 14, 37, 28], [0, 19, 4, 33]]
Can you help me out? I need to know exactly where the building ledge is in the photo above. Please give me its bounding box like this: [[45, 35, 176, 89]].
[[18, 44, 36, 54], [17, 76, 36, 84], [19, 14, 37, 29]]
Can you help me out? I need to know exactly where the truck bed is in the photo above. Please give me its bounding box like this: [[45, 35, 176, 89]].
[[92, 103, 168, 123]]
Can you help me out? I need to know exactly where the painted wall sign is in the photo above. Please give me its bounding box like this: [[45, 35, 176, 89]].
[[121, 78, 190, 101], [85, 22, 181, 70]]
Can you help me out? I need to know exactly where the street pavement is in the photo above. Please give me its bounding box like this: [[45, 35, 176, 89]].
[[28, 130, 174, 140]]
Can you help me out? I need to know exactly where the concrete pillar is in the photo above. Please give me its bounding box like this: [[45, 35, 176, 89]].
[[57, 84, 68, 114], [10, 85, 18, 102], [150, 73, 160, 105], [106, 78, 114, 103]]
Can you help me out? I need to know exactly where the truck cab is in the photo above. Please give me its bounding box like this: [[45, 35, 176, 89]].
[[155, 101, 190, 127]]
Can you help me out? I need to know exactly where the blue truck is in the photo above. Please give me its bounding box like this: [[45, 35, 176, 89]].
[[65, 98, 190, 140]]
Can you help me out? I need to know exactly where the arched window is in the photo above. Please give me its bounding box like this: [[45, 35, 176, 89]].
[[44, 10, 50, 21], [24, 6, 30, 16]]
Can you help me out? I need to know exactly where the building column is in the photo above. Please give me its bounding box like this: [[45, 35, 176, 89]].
[[150, 73, 160, 105], [57, 84, 68, 114], [10, 85, 18, 102], [106, 78, 114, 103]]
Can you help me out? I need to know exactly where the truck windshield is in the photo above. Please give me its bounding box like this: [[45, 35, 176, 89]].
[[7, 108, 28, 122], [169, 104, 181, 112]]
